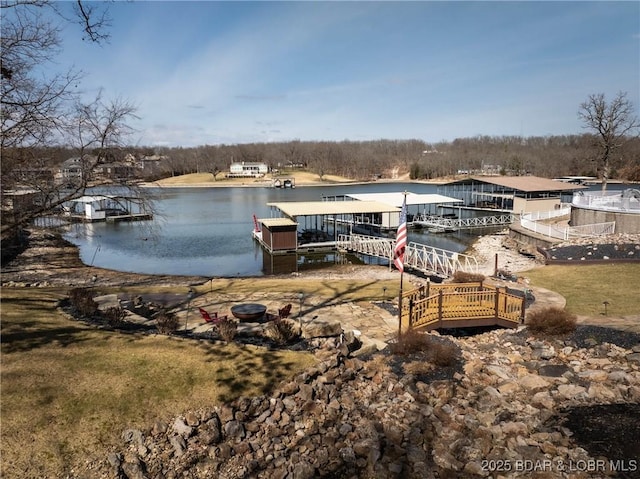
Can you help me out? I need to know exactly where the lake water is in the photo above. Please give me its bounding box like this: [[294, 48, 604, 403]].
[[63, 182, 500, 277]]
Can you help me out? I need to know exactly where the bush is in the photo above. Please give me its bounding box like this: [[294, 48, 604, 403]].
[[264, 318, 300, 345], [69, 287, 98, 317], [216, 317, 238, 343], [155, 309, 179, 334], [526, 306, 577, 336], [390, 329, 459, 366], [451, 271, 486, 283], [102, 306, 127, 327]]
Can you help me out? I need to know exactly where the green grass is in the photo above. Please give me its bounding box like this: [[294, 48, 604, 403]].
[[1, 288, 316, 478], [523, 263, 640, 316]]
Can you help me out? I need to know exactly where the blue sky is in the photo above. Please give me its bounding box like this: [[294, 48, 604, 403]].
[[51, 1, 639, 147]]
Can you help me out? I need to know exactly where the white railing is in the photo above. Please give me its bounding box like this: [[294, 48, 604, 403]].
[[520, 207, 615, 240], [572, 190, 640, 213], [520, 218, 569, 240], [337, 234, 478, 277], [566, 222, 616, 238], [412, 213, 516, 231], [521, 206, 571, 222]]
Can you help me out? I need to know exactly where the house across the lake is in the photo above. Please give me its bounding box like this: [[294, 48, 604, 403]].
[[228, 162, 269, 178]]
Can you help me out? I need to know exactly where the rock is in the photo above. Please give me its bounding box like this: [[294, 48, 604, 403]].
[[538, 364, 570, 377], [626, 352, 640, 364], [557, 384, 587, 399], [171, 417, 193, 438], [301, 318, 343, 339], [519, 374, 550, 391]]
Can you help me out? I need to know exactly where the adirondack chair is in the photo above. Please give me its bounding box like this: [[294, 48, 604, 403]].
[[199, 307, 227, 323], [278, 303, 292, 319]]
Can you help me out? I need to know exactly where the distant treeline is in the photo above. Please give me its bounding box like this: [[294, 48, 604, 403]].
[[22, 134, 640, 182]]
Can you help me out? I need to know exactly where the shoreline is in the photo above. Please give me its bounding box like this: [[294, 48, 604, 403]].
[[139, 175, 447, 189], [0, 227, 541, 288]]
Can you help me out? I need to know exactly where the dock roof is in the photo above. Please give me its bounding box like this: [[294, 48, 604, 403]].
[[259, 218, 297, 227], [441, 176, 586, 192], [266, 200, 399, 218], [346, 192, 462, 206]]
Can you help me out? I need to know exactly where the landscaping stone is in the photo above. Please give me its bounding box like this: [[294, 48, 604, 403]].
[[106, 327, 640, 479]]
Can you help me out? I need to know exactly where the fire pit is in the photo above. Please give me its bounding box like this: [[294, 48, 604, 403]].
[[230, 303, 267, 321]]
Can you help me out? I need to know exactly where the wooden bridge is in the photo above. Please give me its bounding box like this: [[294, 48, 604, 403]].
[[400, 282, 525, 332], [337, 234, 478, 278], [412, 213, 517, 232]]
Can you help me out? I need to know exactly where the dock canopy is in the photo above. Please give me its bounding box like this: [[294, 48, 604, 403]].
[[345, 192, 462, 207], [266, 200, 399, 218]]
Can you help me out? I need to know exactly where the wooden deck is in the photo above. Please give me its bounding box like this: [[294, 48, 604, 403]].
[[400, 282, 525, 332]]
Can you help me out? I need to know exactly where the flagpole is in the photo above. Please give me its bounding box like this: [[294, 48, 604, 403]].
[[395, 190, 408, 337], [398, 269, 404, 336]]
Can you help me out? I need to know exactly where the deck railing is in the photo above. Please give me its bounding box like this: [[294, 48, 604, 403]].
[[400, 282, 525, 331]]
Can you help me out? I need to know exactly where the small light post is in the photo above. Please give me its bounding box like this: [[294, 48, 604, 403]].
[[297, 292, 304, 326], [383, 286, 387, 303], [185, 288, 195, 332], [602, 301, 610, 316]]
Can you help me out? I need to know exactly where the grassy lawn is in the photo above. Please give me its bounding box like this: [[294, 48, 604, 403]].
[[0, 288, 316, 478], [523, 263, 640, 316]]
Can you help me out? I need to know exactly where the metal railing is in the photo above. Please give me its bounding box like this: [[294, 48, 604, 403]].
[[412, 213, 517, 231], [337, 234, 478, 277]]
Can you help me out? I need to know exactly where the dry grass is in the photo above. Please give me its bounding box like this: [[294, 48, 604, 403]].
[[150, 171, 355, 187], [1, 288, 315, 479], [523, 263, 640, 316]]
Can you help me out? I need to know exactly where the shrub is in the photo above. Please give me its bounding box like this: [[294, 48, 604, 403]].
[[526, 306, 577, 336], [427, 340, 458, 367], [264, 318, 300, 345], [155, 309, 179, 334], [390, 328, 430, 355], [451, 271, 486, 283], [102, 306, 127, 327], [390, 329, 459, 367], [69, 287, 98, 317], [216, 317, 238, 343]]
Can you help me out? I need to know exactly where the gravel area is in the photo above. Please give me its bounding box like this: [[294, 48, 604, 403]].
[[542, 234, 640, 262]]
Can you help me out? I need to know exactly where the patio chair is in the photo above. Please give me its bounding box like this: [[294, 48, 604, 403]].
[[278, 303, 292, 319], [199, 307, 227, 323]]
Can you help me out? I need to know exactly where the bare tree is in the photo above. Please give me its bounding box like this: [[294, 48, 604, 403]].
[[578, 92, 640, 192], [1, 1, 144, 239]]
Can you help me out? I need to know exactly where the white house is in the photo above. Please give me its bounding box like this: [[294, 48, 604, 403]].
[[228, 162, 269, 178]]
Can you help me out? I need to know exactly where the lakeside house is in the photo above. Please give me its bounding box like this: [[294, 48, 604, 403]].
[[228, 162, 269, 178]]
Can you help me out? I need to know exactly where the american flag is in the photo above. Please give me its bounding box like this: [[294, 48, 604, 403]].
[[393, 195, 407, 272]]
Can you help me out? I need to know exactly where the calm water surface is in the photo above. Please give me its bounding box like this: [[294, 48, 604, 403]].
[[64, 183, 488, 277]]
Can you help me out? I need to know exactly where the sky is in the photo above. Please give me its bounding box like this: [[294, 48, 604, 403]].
[[47, 1, 640, 147]]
